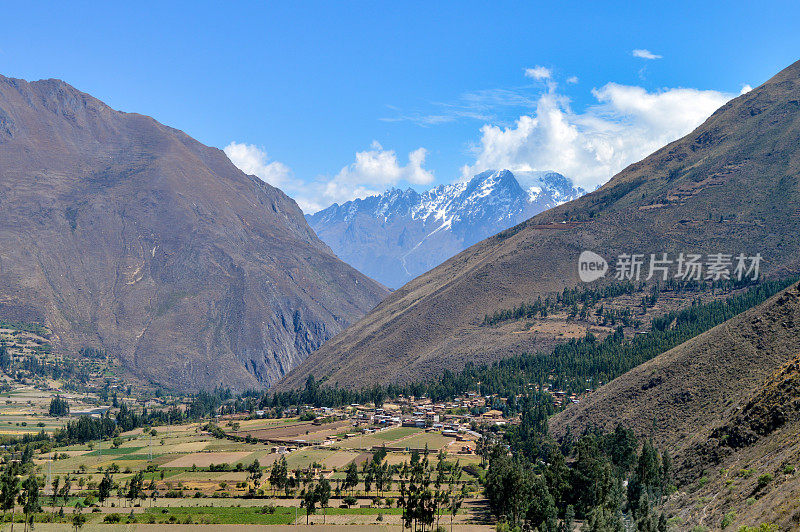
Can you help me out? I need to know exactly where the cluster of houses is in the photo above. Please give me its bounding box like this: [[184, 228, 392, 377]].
[[295, 387, 584, 432], [299, 392, 522, 445], [539, 381, 585, 408], [243, 386, 589, 460]]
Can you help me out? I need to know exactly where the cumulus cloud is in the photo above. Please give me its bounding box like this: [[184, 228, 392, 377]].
[[224, 142, 291, 187], [740, 84, 753, 94], [301, 142, 433, 209], [632, 49, 662, 60], [524, 66, 552, 80], [245, 141, 435, 213], [566, 76, 579, 84], [335, 141, 434, 186], [462, 82, 735, 190], [225, 140, 433, 213]]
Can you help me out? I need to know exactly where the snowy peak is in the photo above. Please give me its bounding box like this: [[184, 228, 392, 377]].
[[316, 187, 421, 224], [464, 169, 522, 196], [307, 170, 584, 288], [461, 170, 526, 211], [516, 170, 586, 205]]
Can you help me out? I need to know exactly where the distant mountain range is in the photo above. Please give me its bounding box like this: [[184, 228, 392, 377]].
[[0, 75, 387, 391], [307, 170, 585, 288]]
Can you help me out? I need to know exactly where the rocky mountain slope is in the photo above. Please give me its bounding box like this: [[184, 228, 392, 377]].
[[307, 170, 584, 288], [550, 282, 800, 530], [277, 59, 800, 391], [0, 75, 388, 391]]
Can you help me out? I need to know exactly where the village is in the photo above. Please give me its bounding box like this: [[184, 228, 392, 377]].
[[218, 381, 587, 460], [0, 316, 595, 528]]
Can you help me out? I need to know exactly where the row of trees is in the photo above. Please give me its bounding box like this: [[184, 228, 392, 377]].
[[397, 448, 465, 531], [267, 450, 395, 501], [0, 461, 43, 532], [265, 446, 466, 530], [51, 388, 254, 447], [300, 476, 331, 524]]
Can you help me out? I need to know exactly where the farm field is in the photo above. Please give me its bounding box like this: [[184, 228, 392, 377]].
[[12, 417, 488, 529], [388, 431, 455, 451], [334, 426, 450, 451], [0, 386, 82, 435], [370, 426, 419, 441], [25, 417, 481, 494], [0, 357, 490, 531], [0, 317, 488, 530]]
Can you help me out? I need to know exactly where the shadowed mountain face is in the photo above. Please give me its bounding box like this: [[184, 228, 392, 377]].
[[277, 59, 800, 391], [0, 75, 388, 391], [307, 170, 584, 288]]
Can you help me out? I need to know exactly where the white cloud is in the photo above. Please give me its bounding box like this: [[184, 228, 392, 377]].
[[632, 49, 662, 60], [227, 140, 434, 213], [567, 76, 579, 84], [225, 142, 327, 212], [524, 66, 552, 81], [335, 141, 434, 187], [462, 82, 735, 190], [223, 142, 291, 187], [227, 67, 747, 215], [294, 142, 434, 210], [740, 84, 753, 95]]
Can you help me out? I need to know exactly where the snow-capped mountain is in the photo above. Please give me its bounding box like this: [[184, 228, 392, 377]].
[[307, 170, 585, 288]]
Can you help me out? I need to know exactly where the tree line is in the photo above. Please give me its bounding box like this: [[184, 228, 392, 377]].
[[261, 277, 797, 411], [483, 277, 760, 327]]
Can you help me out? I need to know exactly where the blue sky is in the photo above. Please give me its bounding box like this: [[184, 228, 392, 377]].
[[2, 1, 799, 211]]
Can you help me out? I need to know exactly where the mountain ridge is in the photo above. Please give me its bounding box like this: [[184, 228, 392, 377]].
[[307, 170, 584, 288], [0, 74, 388, 391]]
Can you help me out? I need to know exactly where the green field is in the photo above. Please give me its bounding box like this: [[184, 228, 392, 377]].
[[141, 505, 298, 525], [371, 426, 420, 441], [397, 432, 455, 451]]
